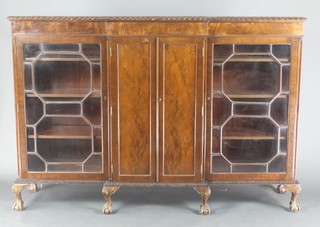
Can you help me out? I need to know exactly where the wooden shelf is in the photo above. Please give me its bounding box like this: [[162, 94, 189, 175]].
[[26, 89, 101, 98], [212, 93, 288, 99], [214, 57, 289, 63], [219, 128, 285, 140], [25, 57, 100, 62], [28, 126, 101, 139]]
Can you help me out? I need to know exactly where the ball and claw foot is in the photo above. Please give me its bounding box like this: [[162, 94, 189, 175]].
[[102, 204, 112, 214], [12, 200, 24, 211], [102, 186, 120, 215], [12, 184, 28, 211], [277, 184, 301, 213], [289, 202, 300, 213], [277, 184, 287, 194], [194, 186, 211, 215], [199, 204, 211, 215], [12, 183, 39, 211]]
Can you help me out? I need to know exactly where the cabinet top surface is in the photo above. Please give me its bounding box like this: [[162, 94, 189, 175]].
[[7, 16, 306, 22]]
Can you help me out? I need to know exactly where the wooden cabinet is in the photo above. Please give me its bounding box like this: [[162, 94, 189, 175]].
[[9, 16, 305, 214]]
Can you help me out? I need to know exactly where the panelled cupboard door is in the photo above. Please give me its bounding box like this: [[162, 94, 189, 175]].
[[206, 37, 302, 181], [110, 37, 157, 182], [14, 36, 108, 180], [159, 37, 205, 183]]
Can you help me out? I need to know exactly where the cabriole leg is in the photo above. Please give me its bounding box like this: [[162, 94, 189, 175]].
[[194, 186, 211, 215], [12, 184, 28, 211], [102, 186, 120, 214], [277, 184, 301, 212]]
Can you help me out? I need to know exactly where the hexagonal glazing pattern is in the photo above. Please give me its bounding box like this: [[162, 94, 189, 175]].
[[23, 43, 103, 173], [211, 44, 290, 174]]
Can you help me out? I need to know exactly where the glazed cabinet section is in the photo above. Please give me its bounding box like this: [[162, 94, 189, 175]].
[[206, 38, 298, 181], [109, 37, 205, 183], [15, 37, 107, 179]]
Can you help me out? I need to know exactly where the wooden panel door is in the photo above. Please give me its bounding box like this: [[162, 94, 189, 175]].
[[159, 37, 205, 183], [110, 37, 156, 182]]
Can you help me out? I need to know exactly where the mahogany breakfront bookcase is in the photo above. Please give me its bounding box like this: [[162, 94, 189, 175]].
[[8, 16, 305, 214]]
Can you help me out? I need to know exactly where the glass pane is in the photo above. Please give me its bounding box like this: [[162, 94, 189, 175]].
[[26, 127, 35, 152], [214, 44, 233, 63], [93, 64, 101, 91], [280, 128, 288, 154], [212, 128, 220, 154], [223, 140, 277, 163], [84, 155, 102, 172], [43, 44, 79, 52], [37, 139, 92, 162], [272, 45, 290, 63], [232, 165, 266, 173], [270, 95, 289, 125], [83, 95, 101, 125], [223, 57, 280, 100], [93, 127, 102, 153], [210, 43, 290, 174], [235, 45, 270, 53], [23, 43, 102, 173], [282, 66, 290, 92], [46, 103, 81, 115], [28, 154, 45, 172], [24, 64, 32, 90], [212, 95, 231, 125], [269, 155, 286, 172], [212, 65, 222, 92], [223, 118, 278, 139], [47, 163, 82, 172], [82, 44, 100, 62], [36, 117, 91, 138], [233, 103, 268, 116], [211, 156, 230, 173], [34, 59, 91, 99], [23, 44, 41, 60], [25, 96, 43, 125]]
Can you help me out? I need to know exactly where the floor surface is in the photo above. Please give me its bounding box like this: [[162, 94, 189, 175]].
[[0, 179, 319, 227]]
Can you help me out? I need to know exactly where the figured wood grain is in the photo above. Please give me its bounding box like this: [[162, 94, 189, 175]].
[[163, 43, 196, 175], [9, 17, 305, 36], [159, 37, 204, 182], [111, 37, 156, 182]]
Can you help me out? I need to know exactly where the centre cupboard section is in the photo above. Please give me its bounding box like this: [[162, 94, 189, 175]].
[[109, 37, 205, 183]]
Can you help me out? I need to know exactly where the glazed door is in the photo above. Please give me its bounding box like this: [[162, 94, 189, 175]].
[[110, 37, 157, 182], [15, 36, 107, 180], [206, 37, 301, 181], [159, 37, 205, 183]]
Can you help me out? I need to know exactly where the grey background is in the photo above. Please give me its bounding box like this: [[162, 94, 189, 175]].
[[0, 0, 319, 226]]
